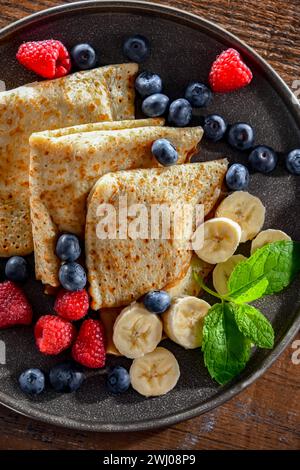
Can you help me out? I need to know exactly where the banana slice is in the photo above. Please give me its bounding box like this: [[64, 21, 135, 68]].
[[162, 296, 211, 349], [213, 254, 247, 295], [251, 229, 291, 254], [215, 191, 265, 243], [164, 255, 213, 299], [194, 217, 241, 264], [130, 347, 180, 397], [113, 302, 163, 359]]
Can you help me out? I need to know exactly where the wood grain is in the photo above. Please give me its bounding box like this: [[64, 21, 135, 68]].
[[0, 0, 299, 451]]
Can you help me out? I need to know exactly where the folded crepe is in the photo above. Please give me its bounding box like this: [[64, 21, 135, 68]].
[[30, 120, 203, 287], [86, 160, 228, 310], [0, 63, 138, 257]]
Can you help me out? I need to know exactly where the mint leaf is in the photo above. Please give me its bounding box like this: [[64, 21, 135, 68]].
[[202, 303, 251, 385], [229, 278, 269, 304], [228, 241, 300, 298], [232, 303, 274, 348]]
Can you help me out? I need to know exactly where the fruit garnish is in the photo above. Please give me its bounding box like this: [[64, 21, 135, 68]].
[[151, 139, 178, 166], [123, 34, 150, 62], [54, 289, 89, 321], [56, 234, 81, 262], [135, 71, 163, 97], [49, 362, 85, 393], [203, 114, 227, 141], [143, 290, 171, 314], [19, 368, 45, 396], [209, 48, 253, 93], [72, 319, 106, 368], [168, 98, 192, 127], [58, 262, 87, 291], [286, 149, 300, 175], [184, 82, 212, 108], [106, 366, 131, 394], [213, 255, 247, 296], [226, 163, 250, 191], [70, 43, 97, 70], [142, 93, 169, 117], [227, 122, 254, 150], [5, 256, 28, 283], [0, 281, 32, 328], [35, 315, 76, 355], [251, 229, 291, 254], [195, 240, 300, 384], [249, 145, 278, 173], [16, 39, 71, 79]]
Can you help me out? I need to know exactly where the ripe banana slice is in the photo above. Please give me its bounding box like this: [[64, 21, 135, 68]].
[[194, 217, 241, 264], [130, 347, 180, 397], [251, 229, 291, 254], [213, 254, 247, 295], [113, 302, 163, 359], [215, 191, 265, 243], [164, 255, 213, 299], [162, 296, 211, 349]]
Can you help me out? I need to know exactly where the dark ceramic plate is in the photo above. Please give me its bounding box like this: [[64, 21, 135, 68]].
[[0, 0, 299, 432]]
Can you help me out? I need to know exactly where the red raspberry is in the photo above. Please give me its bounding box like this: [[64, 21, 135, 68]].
[[0, 281, 32, 328], [72, 319, 106, 368], [209, 48, 253, 93], [16, 40, 71, 79], [54, 289, 89, 321], [35, 315, 76, 355]]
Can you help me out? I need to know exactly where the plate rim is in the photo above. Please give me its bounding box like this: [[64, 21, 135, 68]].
[[0, 0, 299, 432]]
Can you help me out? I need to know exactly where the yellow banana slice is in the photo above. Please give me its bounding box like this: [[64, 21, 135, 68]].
[[212, 254, 247, 295], [215, 191, 265, 242], [162, 295, 211, 349], [251, 229, 291, 254], [130, 347, 180, 397], [112, 302, 163, 359], [194, 217, 241, 264]]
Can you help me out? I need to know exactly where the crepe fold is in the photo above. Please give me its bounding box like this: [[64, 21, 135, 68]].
[[0, 63, 138, 257], [29, 120, 203, 287], [86, 160, 228, 310]]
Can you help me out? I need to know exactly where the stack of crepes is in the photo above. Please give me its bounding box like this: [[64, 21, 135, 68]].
[[0, 63, 228, 354]]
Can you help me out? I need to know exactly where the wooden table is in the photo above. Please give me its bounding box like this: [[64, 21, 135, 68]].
[[0, 0, 299, 450]]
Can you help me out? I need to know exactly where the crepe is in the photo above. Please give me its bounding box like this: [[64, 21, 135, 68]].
[[0, 63, 138, 257], [86, 159, 228, 309], [30, 121, 203, 286]]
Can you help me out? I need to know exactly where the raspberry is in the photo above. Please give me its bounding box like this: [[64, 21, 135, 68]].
[[0, 281, 32, 328], [54, 289, 89, 321], [209, 48, 253, 93], [16, 40, 71, 79], [72, 319, 106, 368], [35, 315, 76, 355]]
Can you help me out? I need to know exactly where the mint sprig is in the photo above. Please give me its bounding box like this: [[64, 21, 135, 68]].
[[195, 241, 300, 385]]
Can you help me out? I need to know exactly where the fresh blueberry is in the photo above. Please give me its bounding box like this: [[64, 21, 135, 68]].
[[142, 93, 169, 117], [49, 362, 85, 393], [71, 43, 97, 70], [107, 366, 131, 394], [226, 164, 250, 190], [56, 234, 81, 262], [286, 149, 300, 175], [203, 114, 227, 141], [249, 145, 278, 173], [151, 139, 178, 166], [135, 71, 162, 97], [19, 368, 45, 396], [184, 82, 212, 108], [168, 98, 192, 127], [143, 290, 171, 314], [123, 35, 150, 62], [228, 123, 254, 150], [5, 256, 28, 282], [59, 262, 87, 291]]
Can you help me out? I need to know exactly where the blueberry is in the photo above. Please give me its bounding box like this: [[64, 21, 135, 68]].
[[228, 123, 254, 150], [143, 290, 171, 314], [123, 35, 150, 62], [249, 145, 278, 173], [107, 366, 130, 394], [19, 368, 45, 396], [286, 149, 300, 175], [56, 234, 81, 262], [49, 362, 85, 393], [226, 164, 250, 190], [203, 114, 227, 141], [151, 139, 178, 166], [135, 71, 162, 97], [71, 43, 97, 70], [168, 98, 192, 127], [185, 82, 212, 108], [142, 93, 169, 117], [5, 256, 28, 282], [59, 262, 87, 291]]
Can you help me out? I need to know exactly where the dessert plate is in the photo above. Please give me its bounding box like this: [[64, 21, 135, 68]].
[[0, 0, 299, 431]]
